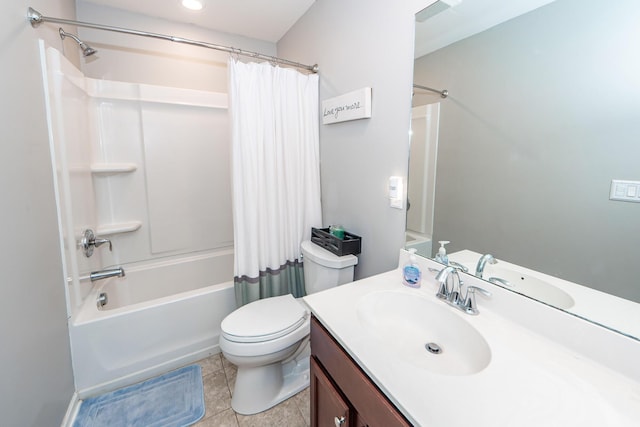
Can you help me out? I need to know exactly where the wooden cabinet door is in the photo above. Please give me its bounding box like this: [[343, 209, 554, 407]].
[[355, 412, 371, 427], [311, 356, 350, 427]]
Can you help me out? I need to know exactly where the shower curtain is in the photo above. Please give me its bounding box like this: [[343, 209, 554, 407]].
[[228, 59, 322, 306]]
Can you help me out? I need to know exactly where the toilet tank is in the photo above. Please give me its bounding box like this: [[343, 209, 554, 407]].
[[301, 240, 358, 295]]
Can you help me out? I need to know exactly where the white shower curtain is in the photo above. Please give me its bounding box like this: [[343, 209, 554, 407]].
[[228, 59, 322, 306]]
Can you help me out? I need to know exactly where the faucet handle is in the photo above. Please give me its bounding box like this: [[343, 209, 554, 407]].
[[488, 277, 513, 288], [93, 237, 113, 252], [448, 260, 469, 273], [461, 286, 492, 315], [80, 229, 113, 257]]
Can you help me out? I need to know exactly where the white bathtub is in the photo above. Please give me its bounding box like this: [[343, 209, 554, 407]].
[[70, 249, 236, 397]]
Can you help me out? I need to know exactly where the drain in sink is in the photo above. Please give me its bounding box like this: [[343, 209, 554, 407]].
[[425, 342, 442, 354]]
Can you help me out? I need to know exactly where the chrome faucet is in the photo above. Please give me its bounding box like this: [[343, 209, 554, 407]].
[[80, 229, 113, 258], [435, 266, 464, 305], [435, 265, 491, 315], [475, 254, 497, 279], [435, 266, 457, 301], [90, 267, 125, 282]]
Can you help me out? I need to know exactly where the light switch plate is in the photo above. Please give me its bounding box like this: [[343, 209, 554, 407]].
[[610, 179, 640, 203], [389, 176, 404, 209]]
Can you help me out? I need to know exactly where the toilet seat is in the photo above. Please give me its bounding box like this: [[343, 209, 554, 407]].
[[221, 294, 307, 343]]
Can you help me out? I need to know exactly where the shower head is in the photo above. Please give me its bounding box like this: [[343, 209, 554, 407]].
[[59, 27, 97, 57]]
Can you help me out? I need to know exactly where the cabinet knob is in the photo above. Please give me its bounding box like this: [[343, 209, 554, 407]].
[[334, 416, 346, 426]]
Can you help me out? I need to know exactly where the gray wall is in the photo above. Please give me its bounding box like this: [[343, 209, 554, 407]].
[[414, 0, 640, 301], [0, 1, 76, 425], [278, 0, 426, 279]]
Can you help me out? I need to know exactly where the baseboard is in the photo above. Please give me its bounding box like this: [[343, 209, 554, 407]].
[[60, 391, 81, 427]]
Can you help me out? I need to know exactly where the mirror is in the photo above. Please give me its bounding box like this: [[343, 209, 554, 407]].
[[410, 0, 640, 339]]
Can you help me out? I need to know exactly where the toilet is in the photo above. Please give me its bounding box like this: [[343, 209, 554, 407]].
[[219, 240, 358, 415]]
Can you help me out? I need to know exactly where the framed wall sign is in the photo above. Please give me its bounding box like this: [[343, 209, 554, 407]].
[[322, 87, 372, 125]]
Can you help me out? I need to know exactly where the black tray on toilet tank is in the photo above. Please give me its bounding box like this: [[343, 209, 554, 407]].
[[311, 227, 362, 256]]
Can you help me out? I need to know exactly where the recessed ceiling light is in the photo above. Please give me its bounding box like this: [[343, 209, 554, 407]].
[[182, 0, 204, 11]]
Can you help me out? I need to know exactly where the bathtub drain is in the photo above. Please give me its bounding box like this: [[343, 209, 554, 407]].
[[97, 292, 108, 309]]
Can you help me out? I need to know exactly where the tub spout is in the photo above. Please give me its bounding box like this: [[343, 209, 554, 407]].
[[90, 267, 125, 282]]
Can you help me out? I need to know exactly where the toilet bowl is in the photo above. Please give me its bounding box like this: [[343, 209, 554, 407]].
[[219, 240, 358, 415]]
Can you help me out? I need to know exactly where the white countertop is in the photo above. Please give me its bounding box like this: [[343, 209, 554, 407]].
[[304, 252, 640, 426]]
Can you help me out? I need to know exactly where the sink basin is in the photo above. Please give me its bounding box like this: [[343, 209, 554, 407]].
[[483, 267, 575, 309], [356, 290, 491, 376]]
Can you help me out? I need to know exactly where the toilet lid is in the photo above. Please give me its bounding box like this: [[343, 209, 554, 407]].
[[221, 294, 307, 343]]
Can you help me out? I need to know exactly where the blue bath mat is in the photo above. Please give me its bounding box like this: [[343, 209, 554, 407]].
[[74, 365, 205, 427]]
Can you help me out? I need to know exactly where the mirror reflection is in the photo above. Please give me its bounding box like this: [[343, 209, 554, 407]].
[[409, 0, 640, 339], [406, 103, 439, 258]]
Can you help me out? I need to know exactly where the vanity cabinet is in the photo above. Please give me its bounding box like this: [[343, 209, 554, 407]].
[[310, 316, 411, 427]]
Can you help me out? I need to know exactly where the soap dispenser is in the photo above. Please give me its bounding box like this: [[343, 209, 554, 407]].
[[434, 241, 450, 265], [402, 248, 422, 288]]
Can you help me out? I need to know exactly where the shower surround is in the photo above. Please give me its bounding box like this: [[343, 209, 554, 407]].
[[40, 43, 236, 395]]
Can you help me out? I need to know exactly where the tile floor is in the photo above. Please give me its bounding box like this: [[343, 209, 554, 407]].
[[191, 353, 310, 427]]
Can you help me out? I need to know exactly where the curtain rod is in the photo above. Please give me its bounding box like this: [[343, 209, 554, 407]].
[[27, 7, 319, 74], [413, 83, 448, 98]]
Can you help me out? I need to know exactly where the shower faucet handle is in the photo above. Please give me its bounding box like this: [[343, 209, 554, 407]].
[[80, 229, 112, 257], [93, 237, 113, 251]]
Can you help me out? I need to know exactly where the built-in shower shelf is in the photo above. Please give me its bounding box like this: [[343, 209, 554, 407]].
[[90, 163, 138, 174], [96, 221, 142, 235]]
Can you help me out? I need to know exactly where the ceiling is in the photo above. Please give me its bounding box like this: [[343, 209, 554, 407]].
[[78, 1, 557, 54], [414, 0, 557, 58], [78, 0, 316, 43]]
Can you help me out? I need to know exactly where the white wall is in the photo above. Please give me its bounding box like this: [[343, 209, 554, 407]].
[[278, 0, 427, 279], [0, 1, 76, 425]]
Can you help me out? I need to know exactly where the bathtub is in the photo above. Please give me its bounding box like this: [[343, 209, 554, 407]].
[[70, 249, 236, 397], [405, 230, 433, 258]]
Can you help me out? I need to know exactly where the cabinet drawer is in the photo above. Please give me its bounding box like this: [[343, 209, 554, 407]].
[[311, 316, 411, 427]]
